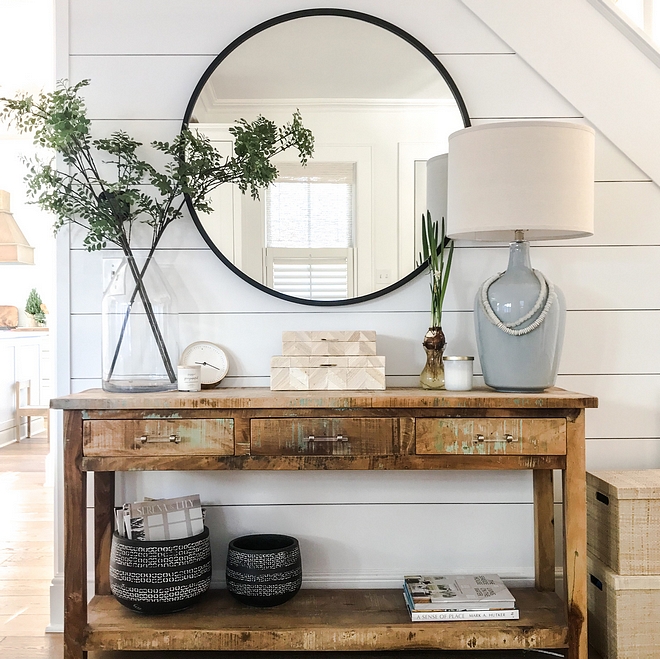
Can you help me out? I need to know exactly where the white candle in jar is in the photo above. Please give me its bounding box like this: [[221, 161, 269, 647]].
[[443, 356, 474, 391], [177, 364, 201, 392]]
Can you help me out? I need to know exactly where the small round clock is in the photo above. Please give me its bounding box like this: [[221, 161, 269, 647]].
[[180, 341, 229, 387]]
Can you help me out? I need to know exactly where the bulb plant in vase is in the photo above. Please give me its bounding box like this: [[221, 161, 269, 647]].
[[419, 211, 454, 389], [1, 80, 314, 391]]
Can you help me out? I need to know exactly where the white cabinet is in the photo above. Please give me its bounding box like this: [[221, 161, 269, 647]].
[[0, 329, 49, 444]]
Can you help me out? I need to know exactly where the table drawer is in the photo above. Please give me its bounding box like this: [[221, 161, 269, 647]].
[[251, 418, 397, 456], [83, 419, 235, 456], [416, 418, 566, 455]]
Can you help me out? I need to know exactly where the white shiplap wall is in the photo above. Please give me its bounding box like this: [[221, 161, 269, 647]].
[[51, 0, 660, 627]]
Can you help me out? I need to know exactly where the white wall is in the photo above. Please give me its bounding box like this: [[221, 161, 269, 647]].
[[0, 0, 56, 326], [51, 0, 660, 627]]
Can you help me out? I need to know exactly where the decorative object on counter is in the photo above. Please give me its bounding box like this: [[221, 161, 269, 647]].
[[226, 534, 302, 607], [447, 121, 594, 392], [270, 331, 385, 390], [0, 190, 34, 264], [177, 364, 201, 392], [418, 212, 454, 390], [110, 526, 211, 614], [443, 356, 474, 391], [1, 80, 313, 392], [180, 341, 229, 388], [102, 256, 177, 392], [25, 288, 47, 327], [0, 305, 19, 329]]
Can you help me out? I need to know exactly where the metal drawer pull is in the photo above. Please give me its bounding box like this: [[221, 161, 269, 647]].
[[306, 434, 349, 443], [138, 434, 181, 445], [473, 433, 517, 443]]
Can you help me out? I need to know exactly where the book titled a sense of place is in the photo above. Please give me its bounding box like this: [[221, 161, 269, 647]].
[[403, 574, 518, 621], [403, 594, 520, 621]]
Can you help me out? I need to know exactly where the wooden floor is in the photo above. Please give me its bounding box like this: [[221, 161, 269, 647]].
[[0, 433, 58, 659], [0, 434, 603, 659]]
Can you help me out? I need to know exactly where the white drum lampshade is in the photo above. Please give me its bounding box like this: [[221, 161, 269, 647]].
[[446, 121, 595, 392], [447, 121, 594, 241]]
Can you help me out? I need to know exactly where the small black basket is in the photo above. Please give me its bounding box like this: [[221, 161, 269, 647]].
[[110, 527, 212, 614], [226, 534, 302, 607]]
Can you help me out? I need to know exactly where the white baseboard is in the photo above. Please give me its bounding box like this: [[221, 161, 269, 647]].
[[47, 573, 64, 632]]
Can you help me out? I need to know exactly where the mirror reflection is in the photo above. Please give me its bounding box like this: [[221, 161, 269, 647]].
[[187, 13, 468, 302]]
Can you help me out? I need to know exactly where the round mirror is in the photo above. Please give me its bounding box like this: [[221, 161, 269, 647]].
[[183, 9, 470, 305]]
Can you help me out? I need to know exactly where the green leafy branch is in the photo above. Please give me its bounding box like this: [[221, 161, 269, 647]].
[[1, 79, 315, 382]]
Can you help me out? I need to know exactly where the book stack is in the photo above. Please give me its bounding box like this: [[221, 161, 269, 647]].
[[115, 494, 204, 541], [403, 574, 519, 621]]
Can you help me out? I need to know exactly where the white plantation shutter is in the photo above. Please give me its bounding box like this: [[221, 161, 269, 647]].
[[266, 162, 354, 249], [266, 248, 354, 301], [265, 162, 355, 298]]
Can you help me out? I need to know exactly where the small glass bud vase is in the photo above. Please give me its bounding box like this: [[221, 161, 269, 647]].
[[420, 327, 446, 390]]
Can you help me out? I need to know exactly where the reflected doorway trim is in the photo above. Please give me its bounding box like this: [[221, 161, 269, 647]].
[[182, 7, 471, 307]]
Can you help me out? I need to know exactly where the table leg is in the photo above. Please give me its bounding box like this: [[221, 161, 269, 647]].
[[63, 410, 88, 659], [533, 469, 555, 591], [563, 410, 587, 659], [94, 472, 115, 595]]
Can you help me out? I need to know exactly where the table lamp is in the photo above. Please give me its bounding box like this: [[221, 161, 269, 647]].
[[446, 121, 595, 392]]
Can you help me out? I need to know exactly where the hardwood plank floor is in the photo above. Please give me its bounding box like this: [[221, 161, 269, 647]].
[[0, 434, 602, 659], [0, 434, 57, 657]]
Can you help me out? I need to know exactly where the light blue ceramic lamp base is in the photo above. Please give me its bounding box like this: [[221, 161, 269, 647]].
[[475, 241, 566, 393]]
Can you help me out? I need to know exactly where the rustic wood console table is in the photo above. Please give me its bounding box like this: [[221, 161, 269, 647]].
[[52, 387, 597, 659]]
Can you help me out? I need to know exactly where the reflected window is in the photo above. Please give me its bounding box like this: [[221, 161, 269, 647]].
[[265, 162, 355, 299], [265, 163, 354, 248]]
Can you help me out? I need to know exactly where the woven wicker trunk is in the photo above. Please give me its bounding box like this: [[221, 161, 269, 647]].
[[588, 553, 660, 659], [587, 470, 660, 575]]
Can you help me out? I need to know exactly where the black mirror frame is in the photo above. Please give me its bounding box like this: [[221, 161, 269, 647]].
[[182, 7, 471, 307]]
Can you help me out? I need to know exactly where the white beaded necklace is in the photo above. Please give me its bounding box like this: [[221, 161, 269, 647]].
[[479, 269, 555, 336]]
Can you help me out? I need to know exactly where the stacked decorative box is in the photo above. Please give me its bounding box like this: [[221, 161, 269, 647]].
[[270, 331, 385, 391], [587, 470, 660, 659]]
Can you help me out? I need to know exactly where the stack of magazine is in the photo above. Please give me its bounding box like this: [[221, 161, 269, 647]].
[[403, 574, 519, 621], [115, 494, 204, 541]]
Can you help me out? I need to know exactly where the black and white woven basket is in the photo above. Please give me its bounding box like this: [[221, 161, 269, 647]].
[[109, 527, 212, 614], [226, 534, 302, 607]]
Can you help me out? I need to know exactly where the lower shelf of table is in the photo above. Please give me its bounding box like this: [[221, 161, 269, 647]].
[[84, 588, 568, 652]]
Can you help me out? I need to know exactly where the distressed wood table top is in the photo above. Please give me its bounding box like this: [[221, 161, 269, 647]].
[[52, 386, 598, 410]]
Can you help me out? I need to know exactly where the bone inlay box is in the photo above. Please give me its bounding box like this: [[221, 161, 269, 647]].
[[282, 331, 377, 357], [271, 332, 385, 390]]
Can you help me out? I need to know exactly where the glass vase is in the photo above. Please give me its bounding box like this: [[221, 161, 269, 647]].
[[420, 326, 446, 390], [102, 256, 179, 392]]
